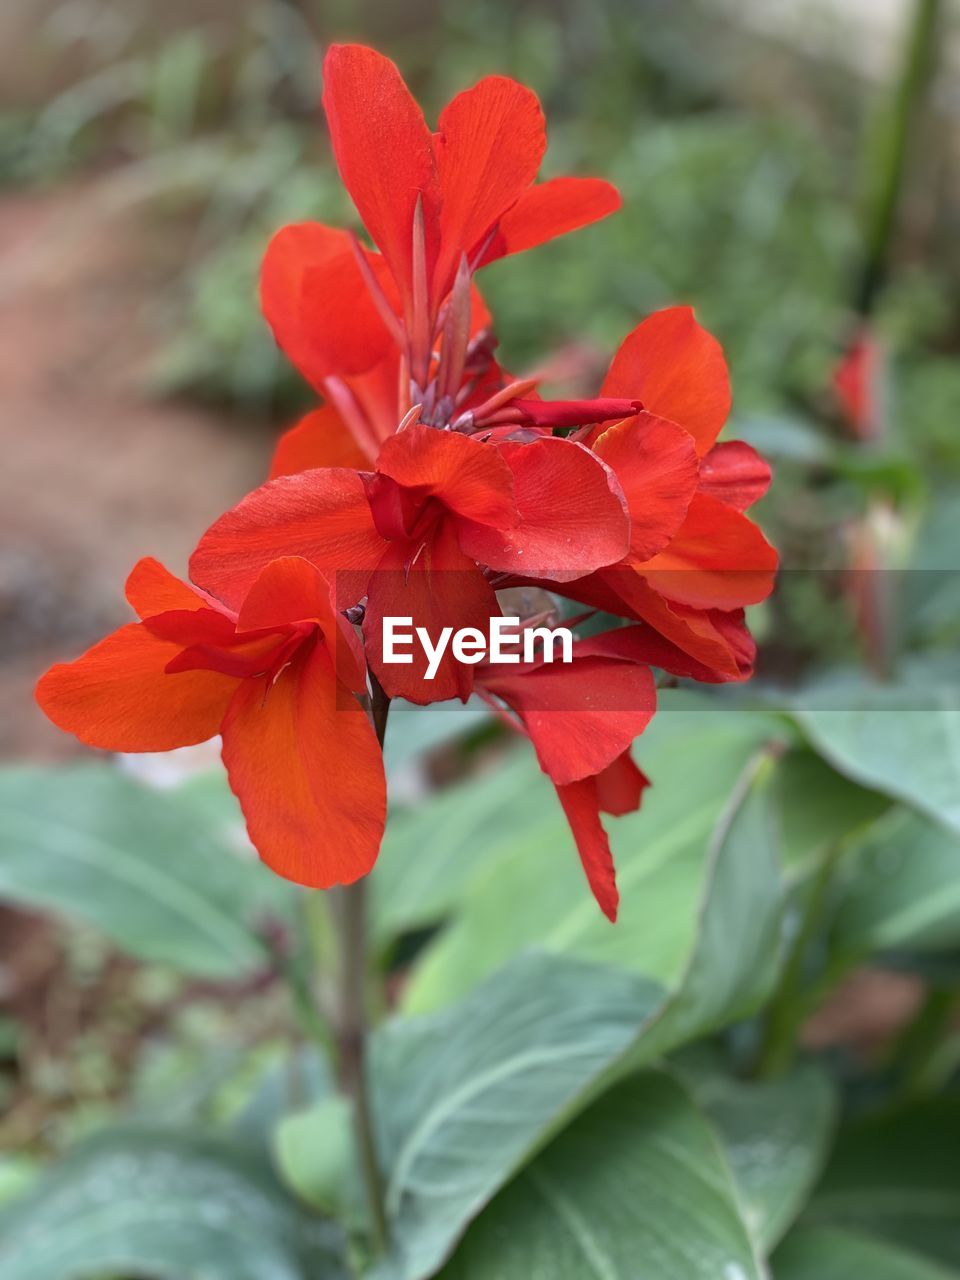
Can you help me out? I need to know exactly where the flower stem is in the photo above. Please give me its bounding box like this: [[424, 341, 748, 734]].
[[334, 674, 391, 1255]]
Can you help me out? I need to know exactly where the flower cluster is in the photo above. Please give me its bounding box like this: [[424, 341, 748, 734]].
[[37, 44, 776, 921]]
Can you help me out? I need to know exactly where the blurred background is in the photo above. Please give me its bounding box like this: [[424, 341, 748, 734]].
[[1, 0, 959, 1233]]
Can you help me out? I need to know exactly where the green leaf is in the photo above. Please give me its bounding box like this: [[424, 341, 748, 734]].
[[381, 699, 493, 776], [804, 1098, 960, 1271], [402, 710, 788, 1011], [0, 1126, 347, 1280], [370, 954, 667, 1280], [776, 748, 889, 876], [0, 765, 287, 978], [440, 1071, 765, 1280], [774, 1227, 958, 1280], [275, 1095, 364, 1225], [789, 669, 960, 834], [370, 746, 786, 1279], [678, 1055, 836, 1250], [833, 806, 960, 957]]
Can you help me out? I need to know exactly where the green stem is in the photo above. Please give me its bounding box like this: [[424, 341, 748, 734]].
[[855, 0, 941, 316], [334, 674, 391, 1255]]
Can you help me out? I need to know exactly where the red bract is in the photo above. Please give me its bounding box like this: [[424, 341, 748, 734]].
[[262, 43, 621, 469], [476, 629, 657, 920], [191, 424, 631, 702], [35, 556, 386, 888], [565, 307, 777, 681]]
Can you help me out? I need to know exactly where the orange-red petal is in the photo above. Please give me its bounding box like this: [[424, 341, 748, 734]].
[[601, 307, 731, 456], [36, 623, 237, 752], [376, 424, 517, 529], [698, 440, 771, 511], [554, 775, 619, 922], [479, 176, 621, 265], [592, 411, 699, 561], [322, 44, 440, 302], [270, 405, 371, 479], [433, 75, 545, 296], [125, 557, 210, 619], [190, 468, 386, 613], [638, 492, 777, 610], [220, 644, 385, 888], [458, 437, 629, 580]]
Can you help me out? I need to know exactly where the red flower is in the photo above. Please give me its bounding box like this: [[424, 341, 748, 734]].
[[191, 424, 631, 703], [261, 43, 621, 470], [475, 628, 656, 919], [35, 556, 386, 888], [566, 307, 777, 681]]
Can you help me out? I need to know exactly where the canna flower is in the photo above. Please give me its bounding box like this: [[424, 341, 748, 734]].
[[191, 422, 633, 703], [475, 627, 657, 920], [261, 42, 621, 470], [35, 556, 386, 888], [566, 307, 777, 681]]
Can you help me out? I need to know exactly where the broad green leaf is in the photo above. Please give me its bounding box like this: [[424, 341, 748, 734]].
[[832, 807, 960, 956], [789, 669, 960, 833], [774, 1227, 958, 1280], [403, 709, 788, 1011], [0, 1126, 347, 1280], [275, 1095, 364, 1226], [370, 746, 786, 1279], [0, 765, 286, 978], [678, 1055, 836, 1250], [775, 748, 889, 875], [440, 1072, 765, 1280], [804, 1098, 960, 1271], [370, 954, 667, 1280]]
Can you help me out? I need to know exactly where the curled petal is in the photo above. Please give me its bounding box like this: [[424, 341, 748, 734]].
[[592, 411, 699, 561], [458, 437, 629, 580], [376, 424, 517, 529], [554, 775, 619, 922], [190, 469, 386, 613], [698, 440, 771, 511], [479, 176, 621, 265], [221, 644, 385, 888], [601, 307, 731, 456], [35, 623, 237, 752]]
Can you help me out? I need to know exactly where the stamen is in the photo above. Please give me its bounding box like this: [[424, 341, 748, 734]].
[[323, 376, 382, 459], [396, 404, 422, 433], [463, 377, 540, 428], [437, 252, 472, 406]]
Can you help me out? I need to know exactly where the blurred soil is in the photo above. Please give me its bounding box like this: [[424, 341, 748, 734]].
[[0, 183, 273, 760]]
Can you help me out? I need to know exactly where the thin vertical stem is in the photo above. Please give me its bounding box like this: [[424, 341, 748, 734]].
[[334, 674, 391, 1254]]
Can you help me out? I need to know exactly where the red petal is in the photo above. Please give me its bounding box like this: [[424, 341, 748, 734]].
[[125, 557, 210, 619], [433, 76, 545, 297], [270, 405, 371, 479], [458, 437, 629, 580], [322, 44, 440, 302], [479, 176, 621, 265], [554, 776, 619, 922], [221, 644, 385, 888], [509, 397, 641, 429], [363, 522, 499, 704], [698, 440, 771, 511], [595, 750, 650, 817], [480, 656, 655, 785], [376, 424, 517, 529], [638, 492, 777, 610], [261, 222, 394, 384], [190, 469, 386, 614], [236, 557, 366, 693], [592, 411, 699, 560], [601, 307, 731, 456], [35, 623, 236, 752]]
